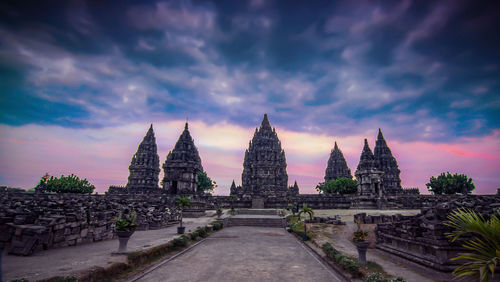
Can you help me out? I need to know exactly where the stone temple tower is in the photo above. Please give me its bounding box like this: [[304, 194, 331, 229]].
[[355, 139, 384, 197], [126, 124, 161, 192], [324, 141, 352, 182], [162, 122, 204, 195], [241, 114, 288, 198], [374, 129, 402, 195]]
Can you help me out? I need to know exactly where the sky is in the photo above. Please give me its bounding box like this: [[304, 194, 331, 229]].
[[0, 0, 499, 195]]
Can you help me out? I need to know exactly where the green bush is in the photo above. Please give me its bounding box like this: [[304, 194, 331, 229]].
[[426, 172, 474, 195], [197, 172, 216, 193], [172, 235, 188, 247], [38, 174, 95, 194], [322, 242, 362, 277], [316, 177, 358, 194], [364, 272, 406, 282], [212, 221, 223, 230]]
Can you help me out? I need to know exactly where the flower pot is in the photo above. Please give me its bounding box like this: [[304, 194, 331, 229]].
[[216, 210, 222, 218], [116, 230, 135, 253], [177, 226, 185, 234], [353, 240, 370, 265]]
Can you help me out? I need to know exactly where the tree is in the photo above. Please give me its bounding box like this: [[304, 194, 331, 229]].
[[298, 204, 314, 240], [316, 177, 358, 194], [40, 174, 95, 194], [197, 172, 217, 193], [445, 208, 499, 282], [426, 172, 475, 195], [175, 196, 192, 228]]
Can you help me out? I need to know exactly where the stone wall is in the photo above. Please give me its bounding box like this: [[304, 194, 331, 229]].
[[374, 195, 500, 271], [0, 191, 180, 256]]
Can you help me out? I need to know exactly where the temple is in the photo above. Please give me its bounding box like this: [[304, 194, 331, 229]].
[[374, 129, 402, 195], [324, 142, 352, 182], [240, 114, 288, 198], [355, 139, 384, 197], [162, 122, 204, 195]]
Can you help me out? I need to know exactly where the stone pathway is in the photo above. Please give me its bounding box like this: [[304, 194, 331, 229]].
[[134, 226, 342, 282], [3, 216, 215, 281]]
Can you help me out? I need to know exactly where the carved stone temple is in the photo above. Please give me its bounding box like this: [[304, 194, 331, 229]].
[[239, 114, 289, 198], [355, 139, 384, 197], [374, 129, 402, 194], [162, 122, 204, 195], [324, 142, 352, 182]]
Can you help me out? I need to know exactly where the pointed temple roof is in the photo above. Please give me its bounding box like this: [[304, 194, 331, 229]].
[[126, 124, 160, 189], [356, 139, 376, 172], [324, 141, 352, 181], [242, 114, 288, 197], [164, 122, 203, 170], [374, 129, 402, 192]]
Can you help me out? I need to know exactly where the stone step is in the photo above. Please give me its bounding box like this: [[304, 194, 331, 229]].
[[236, 209, 279, 216], [224, 217, 284, 228]]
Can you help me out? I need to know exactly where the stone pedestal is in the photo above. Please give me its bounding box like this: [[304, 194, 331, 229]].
[[116, 230, 134, 254], [354, 241, 370, 265]]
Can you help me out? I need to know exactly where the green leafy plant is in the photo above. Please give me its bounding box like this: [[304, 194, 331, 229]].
[[197, 172, 217, 193], [353, 216, 369, 242], [37, 173, 95, 194], [426, 172, 475, 195], [444, 208, 499, 282], [114, 210, 137, 231], [316, 177, 358, 194], [363, 272, 405, 282], [322, 242, 362, 277], [297, 204, 314, 240], [175, 196, 192, 228]]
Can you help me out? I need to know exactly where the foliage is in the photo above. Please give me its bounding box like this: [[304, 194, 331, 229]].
[[322, 242, 362, 277], [426, 172, 475, 195], [316, 177, 358, 194], [197, 172, 217, 193], [172, 235, 189, 247], [444, 208, 499, 282], [212, 221, 223, 230], [353, 216, 369, 242], [114, 210, 137, 231], [364, 272, 405, 282], [175, 196, 192, 228], [189, 226, 210, 240], [38, 173, 95, 194]]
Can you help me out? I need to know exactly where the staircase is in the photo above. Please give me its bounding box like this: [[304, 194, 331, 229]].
[[224, 209, 285, 228]]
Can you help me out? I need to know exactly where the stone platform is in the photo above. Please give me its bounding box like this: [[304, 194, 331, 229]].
[[224, 209, 285, 228]]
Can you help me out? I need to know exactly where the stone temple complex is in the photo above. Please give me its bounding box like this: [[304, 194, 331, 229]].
[[373, 129, 402, 194], [162, 122, 204, 195], [324, 142, 352, 181], [237, 114, 289, 199], [355, 139, 384, 197]]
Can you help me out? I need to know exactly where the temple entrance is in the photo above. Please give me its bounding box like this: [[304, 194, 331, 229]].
[[172, 181, 178, 194], [375, 183, 379, 195]]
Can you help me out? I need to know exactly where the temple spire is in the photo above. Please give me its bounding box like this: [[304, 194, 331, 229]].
[[374, 129, 402, 194], [325, 141, 352, 181], [356, 139, 376, 172], [126, 125, 160, 191], [261, 113, 271, 129]]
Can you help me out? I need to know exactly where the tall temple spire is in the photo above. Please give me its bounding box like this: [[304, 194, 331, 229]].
[[356, 139, 376, 171], [241, 114, 288, 198], [324, 141, 352, 181], [162, 123, 204, 194], [374, 129, 402, 194], [126, 124, 160, 191]]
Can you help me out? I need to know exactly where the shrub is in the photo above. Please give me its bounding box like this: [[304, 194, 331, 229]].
[[316, 177, 358, 194], [426, 172, 475, 195], [172, 235, 188, 247], [363, 272, 406, 282], [212, 221, 223, 230], [322, 242, 362, 277], [38, 173, 95, 194]]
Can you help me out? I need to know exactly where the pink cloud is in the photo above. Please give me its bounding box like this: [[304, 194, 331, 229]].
[[0, 122, 498, 196]]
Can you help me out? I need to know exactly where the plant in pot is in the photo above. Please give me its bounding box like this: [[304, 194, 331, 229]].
[[353, 216, 370, 265], [114, 210, 137, 253], [216, 206, 223, 219], [297, 204, 314, 241], [175, 196, 192, 234]]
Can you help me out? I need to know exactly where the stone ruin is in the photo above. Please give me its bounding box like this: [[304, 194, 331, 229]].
[[374, 195, 500, 271], [0, 190, 180, 256], [238, 114, 290, 199], [162, 122, 204, 195], [324, 141, 352, 181]]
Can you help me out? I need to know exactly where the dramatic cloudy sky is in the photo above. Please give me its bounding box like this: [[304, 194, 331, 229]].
[[1, 0, 499, 194]]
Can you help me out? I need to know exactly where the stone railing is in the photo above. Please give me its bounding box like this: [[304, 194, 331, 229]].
[[0, 191, 180, 256]]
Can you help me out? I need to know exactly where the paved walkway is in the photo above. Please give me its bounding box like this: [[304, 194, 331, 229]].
[[3, 216, 215, 281], [134, 226, 342, 282]]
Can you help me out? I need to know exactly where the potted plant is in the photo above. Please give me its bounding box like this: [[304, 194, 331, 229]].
[[114, 210, 137, 253], [216, 206, 223, 219], [353, 216, 369, 265], [298, 204, 314, 241], [175, 196, 192, 234]]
